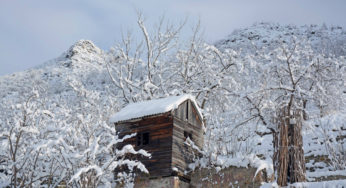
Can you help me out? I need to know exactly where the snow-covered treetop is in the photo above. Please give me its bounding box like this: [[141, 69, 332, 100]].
[[109, 94, 202, 123]]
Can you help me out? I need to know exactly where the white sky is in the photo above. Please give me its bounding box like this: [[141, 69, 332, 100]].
[[1, 0, 345, 75]]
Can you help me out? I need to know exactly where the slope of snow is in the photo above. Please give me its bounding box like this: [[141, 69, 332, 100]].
[[215, 23, 346, 57], [109, 94, 202, 123]]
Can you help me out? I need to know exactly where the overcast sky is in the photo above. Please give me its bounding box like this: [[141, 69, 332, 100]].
[[1, 0, 346, 76]]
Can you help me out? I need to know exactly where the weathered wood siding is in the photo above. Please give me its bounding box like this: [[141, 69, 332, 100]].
[[172, 100, 204, 178], [115, 112, 173, 177]]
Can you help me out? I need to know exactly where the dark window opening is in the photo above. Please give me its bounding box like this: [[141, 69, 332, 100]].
[[137, 132, 150, 146], [184, 131, 192, 140], [143, 132, 149, 145]]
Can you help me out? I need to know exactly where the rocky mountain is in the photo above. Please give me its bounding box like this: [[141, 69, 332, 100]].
[[0, 39, 119, 118]]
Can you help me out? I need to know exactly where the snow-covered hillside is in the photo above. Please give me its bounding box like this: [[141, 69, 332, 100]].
[[0, 40, 139, 187], [212, 23, 346, 184], [216, 23, 346, 57], [0, 23, 345, 187]]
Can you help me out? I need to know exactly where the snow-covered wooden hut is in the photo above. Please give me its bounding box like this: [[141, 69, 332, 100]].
[[109, 95, 204, 181]]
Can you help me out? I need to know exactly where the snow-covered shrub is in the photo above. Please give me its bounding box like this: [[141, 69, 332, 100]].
[[315, 114, 346, 171]]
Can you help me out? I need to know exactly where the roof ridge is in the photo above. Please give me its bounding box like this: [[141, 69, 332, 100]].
[[109, 94, 202, 124]]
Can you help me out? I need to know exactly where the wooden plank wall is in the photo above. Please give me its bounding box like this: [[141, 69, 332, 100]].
[[115, 112, 173, 177], [172, 100, 204, 178]]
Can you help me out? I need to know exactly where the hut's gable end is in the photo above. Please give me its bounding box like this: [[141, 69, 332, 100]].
[[173, 100, 203, 127]]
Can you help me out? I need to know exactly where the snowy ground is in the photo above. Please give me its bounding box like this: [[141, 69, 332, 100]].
[[261, 179, 346, 188]]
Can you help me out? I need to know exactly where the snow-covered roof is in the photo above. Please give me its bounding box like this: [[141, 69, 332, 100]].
[[109, 95, 202, 124]]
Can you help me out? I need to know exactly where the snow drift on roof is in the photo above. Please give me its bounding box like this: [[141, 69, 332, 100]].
[[109, 94, 202, 123]]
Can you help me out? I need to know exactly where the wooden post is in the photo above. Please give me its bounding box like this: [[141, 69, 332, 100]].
[[273, 106, 306, 186]]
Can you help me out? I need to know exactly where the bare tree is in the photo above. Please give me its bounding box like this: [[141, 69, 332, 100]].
[[239, 36, 344, 185]]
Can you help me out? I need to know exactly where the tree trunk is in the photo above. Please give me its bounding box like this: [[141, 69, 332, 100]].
[[288, 108, 306, 183], [273, 107, 289, 186], [273, 106, 306, 186]]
